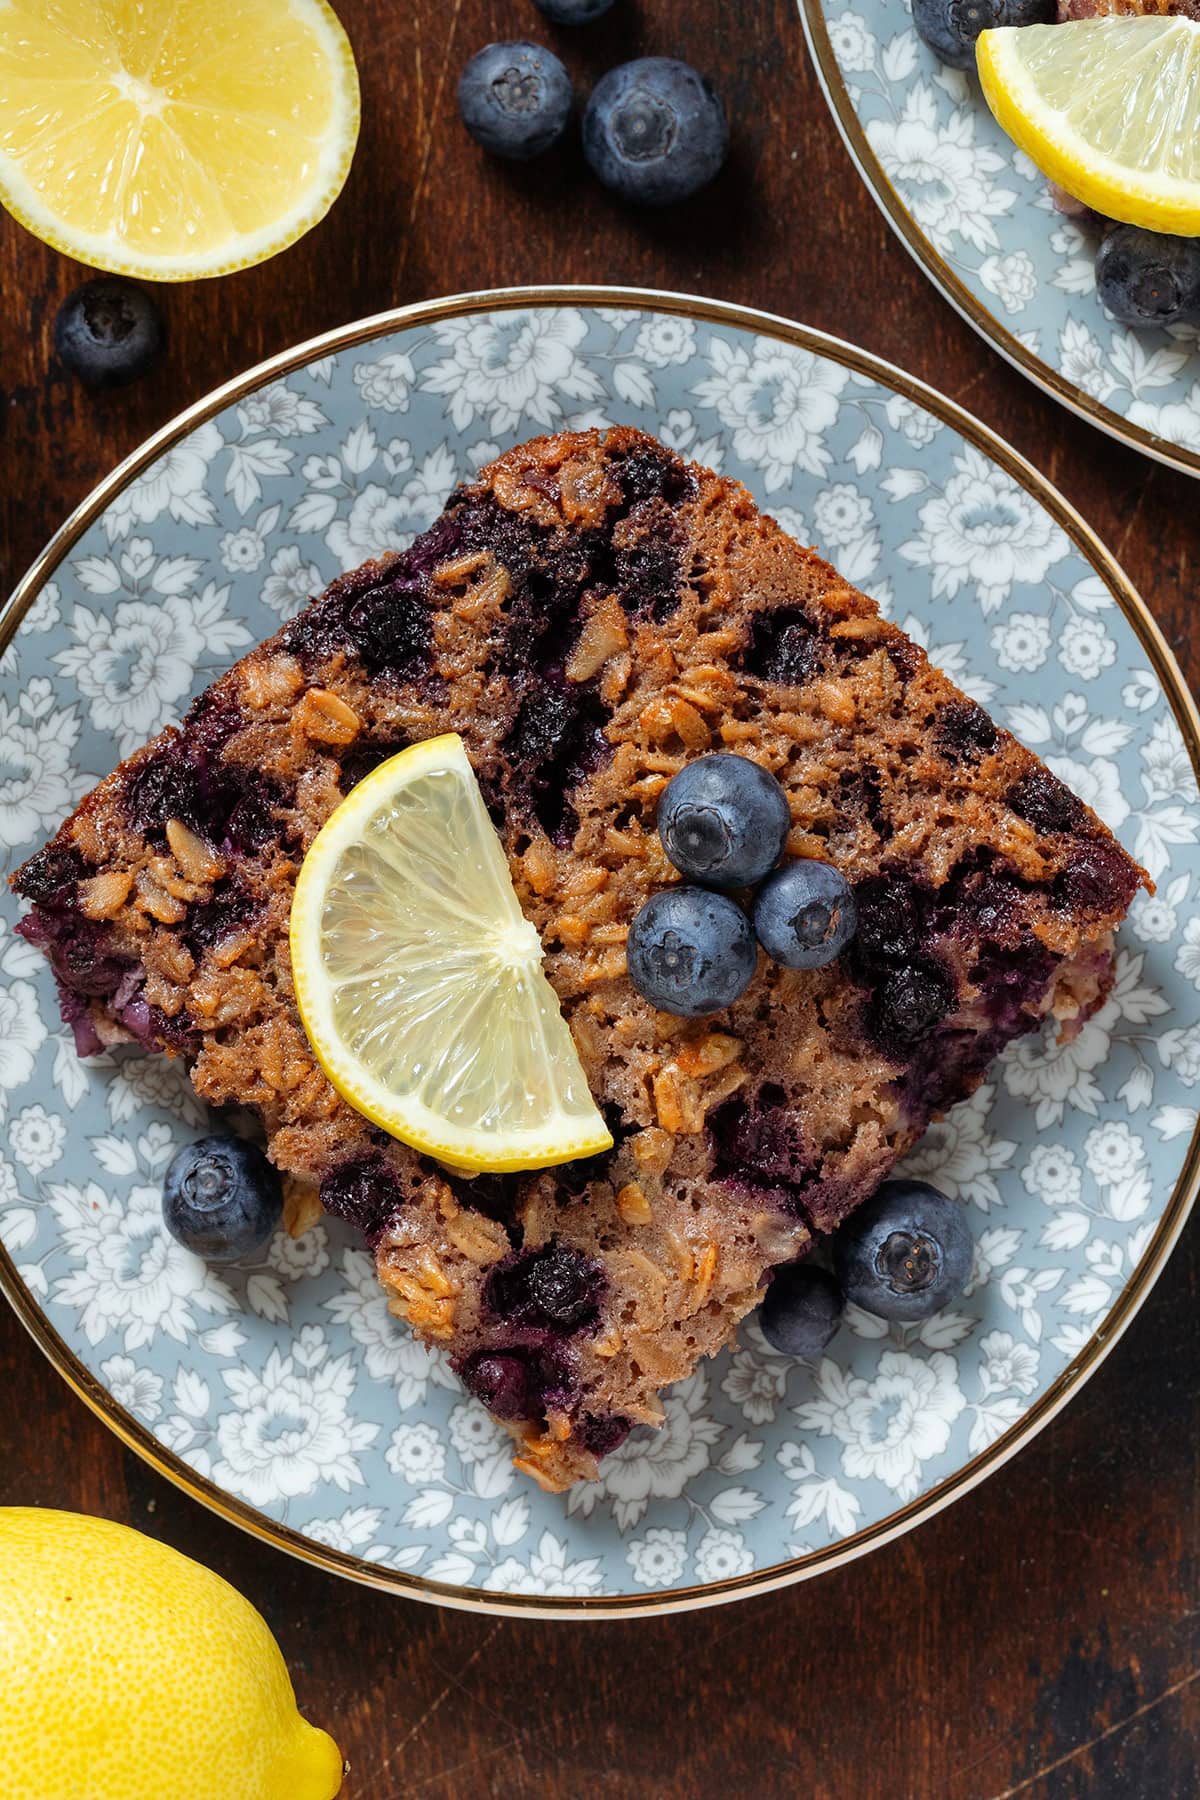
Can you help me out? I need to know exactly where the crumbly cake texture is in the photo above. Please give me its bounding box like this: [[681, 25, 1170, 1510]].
[[14, 426, 1146, 1491]]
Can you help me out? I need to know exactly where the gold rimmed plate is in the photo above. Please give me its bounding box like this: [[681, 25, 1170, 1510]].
[[1, 288, 1198, 1617]]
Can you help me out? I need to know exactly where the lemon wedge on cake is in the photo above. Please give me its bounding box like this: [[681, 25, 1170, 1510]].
[[290, 733, 613, 1175], [0, 0, 360, 279], [977, 17, 1200, 235]]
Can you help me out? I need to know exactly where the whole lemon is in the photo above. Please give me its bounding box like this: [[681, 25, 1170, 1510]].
[[0, 1509, 343, 1800]]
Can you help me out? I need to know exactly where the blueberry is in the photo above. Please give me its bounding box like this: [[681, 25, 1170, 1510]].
[[753, 858, 857, 970], [161, 1135, 282, 1264], [627, 886, 757, 1017], [458, 43, 573, 160], [583, 58, 728, 206], [1095, 226, 1200, 331], [53, 279, 165, 390], [534, 0, 614, 20], [759, 1264, 844, 1356], [657, 754, 790, 890], [833, 1180, 973, 1322], [911, 0, 1054, 69]]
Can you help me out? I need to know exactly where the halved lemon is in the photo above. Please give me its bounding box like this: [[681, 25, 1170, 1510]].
[[290, 734, 613, 1175], [977, 18, 1200, 236], [0, 0, 360, 280]]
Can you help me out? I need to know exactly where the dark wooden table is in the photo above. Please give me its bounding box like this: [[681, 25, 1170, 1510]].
[[2, 1, 1197, 1794]]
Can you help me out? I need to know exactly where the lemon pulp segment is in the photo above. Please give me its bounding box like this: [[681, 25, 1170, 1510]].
[[290, 734, 613, 1173]]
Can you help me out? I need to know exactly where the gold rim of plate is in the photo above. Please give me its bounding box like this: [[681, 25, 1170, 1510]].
[[1, 286, 1197, 1621]]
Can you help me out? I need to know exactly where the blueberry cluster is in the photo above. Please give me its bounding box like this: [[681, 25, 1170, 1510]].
[[758, 1179, 975, 1354], [458, 34, 727, 207], [627, 753, 858, 1017]]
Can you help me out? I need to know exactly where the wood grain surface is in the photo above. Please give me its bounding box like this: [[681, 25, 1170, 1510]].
[[1, 1, 1197, 1794]]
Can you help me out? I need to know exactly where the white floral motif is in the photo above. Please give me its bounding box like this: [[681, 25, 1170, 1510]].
[[828, 11, 876, 70], [978, 1331, 1039, 1397], [1058, 616, 1116, 682], [865, 85, 1014, 257], [214, 1336, 377, 1506], [325, 1250, 456, 1407], [900, 1086, 1014, 1211], [991, 612, 1050, 673], [633, 315, 696, 366], [9, 1104, 66, 1174], [722, 1345, 789, 1423], [0, 981, 48, 1093], [979, 251, 1037, 315], [101, 421, 222, 542], [0, 686, 83, 848], [627, 1528, 688, 1587], [812, 483, 874, 548], [694, 1527, 755, 1582], [100, 1354, 164, 1421], [1022, 1145, 1082, 1208], [422, 310, 601, 434], [386, 1422, 447, 1486], [690, 335, 848, 489], [260, 545, 324, 619], [47, 1181, 234, 1350], [900, 447, 1068, 612], [352, 351, 415, 413], [795, 1352, 966, 1502]]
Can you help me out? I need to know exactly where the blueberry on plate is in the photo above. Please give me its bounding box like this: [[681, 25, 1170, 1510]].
[[753, 858, 857, 970], [534, 0, 615, 20], [583, 58, 728, 206], [54, 279, 165, 390], [1095, 225, 1200, 330], [759, 1263, 844, 1356], [657, 753, 790, 890], [162, 1134, 283, 1264], [627, 886, 757, 1017], [458, 43, 573, 160], [911, 0, 1054, 71], [833, 1180, 973, 1322]]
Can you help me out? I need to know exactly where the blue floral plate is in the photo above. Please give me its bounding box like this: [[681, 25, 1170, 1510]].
[[799, 0, 1200, 478], [2, 290, 1198, 1618]]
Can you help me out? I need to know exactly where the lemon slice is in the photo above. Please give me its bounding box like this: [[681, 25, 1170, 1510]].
[[290, 734, 613, 1175], [0, 0, 360, 280], [977, 18, 1200, 235]]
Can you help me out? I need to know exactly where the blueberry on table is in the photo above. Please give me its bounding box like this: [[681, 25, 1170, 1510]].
[[53, 279, 165, 390], [833, 1180, 973, 1322], [911, 0, 1055, 71], [162, 1134, 283, 1264], [627, 886, 757, 1017], [534, 0, 615, 20], [753, 858, 857, 971], [458, 43, 573, 160], [1095, 226, 1200, 330], [583, 58, 728, 206], [759, 1263, 844, 1356], [657, 753, 791, 890]]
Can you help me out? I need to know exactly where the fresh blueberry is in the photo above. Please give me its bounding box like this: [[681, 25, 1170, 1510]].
[[54, 279, 165, 390], [534, 0, 615, 20], [753, 858, 857, 970], [1095, 226, 1200, 330], [657, 754, 790, 890], [458, 43, 573, 160], [161, 1134, 282, 1264], [758, 1264, 844, 1356], [627, 886, 757, 1017], [911, 0, 1054, 70], [833, 1180, 973, 1322], [583, 58, 728, 206]]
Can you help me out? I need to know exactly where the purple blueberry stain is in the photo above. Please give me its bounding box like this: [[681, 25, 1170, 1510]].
[[484, 1243, 606, 1334]]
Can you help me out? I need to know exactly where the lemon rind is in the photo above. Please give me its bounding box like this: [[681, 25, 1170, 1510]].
[[977, 20, 1200, 237], [0, 0, 361, 281]]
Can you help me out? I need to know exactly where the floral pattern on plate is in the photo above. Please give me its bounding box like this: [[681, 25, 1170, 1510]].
[[1, 301, 1197, 1609], [801, 0, 1200, 475]]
